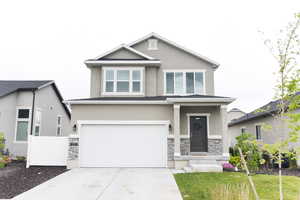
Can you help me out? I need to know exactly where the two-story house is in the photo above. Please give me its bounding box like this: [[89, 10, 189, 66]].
[[66, 33, 235, 171]]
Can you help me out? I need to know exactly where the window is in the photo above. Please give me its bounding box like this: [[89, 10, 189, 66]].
[[34, 110, 42, 136], [148, 39, 158, 50], [103, 68, 144, 94], [241, 127, 246, 134], [256, 125, 262, 140], [164, 71, 205, 95], [15, 108, 31, 142], [56, 116, 62, 136]]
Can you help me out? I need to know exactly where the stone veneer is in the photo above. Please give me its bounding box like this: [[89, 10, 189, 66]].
[[68, 137, 79, 161], [208, 139, 223, 155], [168, 138, 223, 160]]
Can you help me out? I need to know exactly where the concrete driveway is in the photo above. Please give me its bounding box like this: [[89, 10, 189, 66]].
[[13, 168, 183, 200]]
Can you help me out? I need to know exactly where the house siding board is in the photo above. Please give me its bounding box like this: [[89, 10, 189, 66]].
[[228, 109, 300, 148], [145, 67, 157, 96], [90, 67, 102, 98], [102, 48, 145, 60], [132, 39, 215, 96], [0, 85, 71, 157], [0, 93, 17, 156], [35, 85, 72, 137]]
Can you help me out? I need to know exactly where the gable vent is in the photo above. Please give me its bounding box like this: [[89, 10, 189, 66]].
[[148, 39, 158, 50]]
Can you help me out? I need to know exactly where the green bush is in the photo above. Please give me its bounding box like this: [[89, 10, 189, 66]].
[[0, 132, 5, 155], [234, 133, 262, 172], [229, 156, 241, 168], [0, 161, 5, 168]]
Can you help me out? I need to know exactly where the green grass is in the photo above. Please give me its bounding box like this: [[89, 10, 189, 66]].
[[174, 172, 300, 200]]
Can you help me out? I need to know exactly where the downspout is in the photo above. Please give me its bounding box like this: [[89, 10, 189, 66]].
[[30, 89, 36, 135]]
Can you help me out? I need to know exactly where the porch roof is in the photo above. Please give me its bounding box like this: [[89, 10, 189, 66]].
[[65, 95, 235, 105]]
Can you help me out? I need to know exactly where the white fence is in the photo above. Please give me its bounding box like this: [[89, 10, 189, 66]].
[[26, 135, 69, 168]]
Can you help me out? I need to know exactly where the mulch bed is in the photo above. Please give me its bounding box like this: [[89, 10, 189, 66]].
[[256, 168, 300, 177], [0, 161, 68, 199]]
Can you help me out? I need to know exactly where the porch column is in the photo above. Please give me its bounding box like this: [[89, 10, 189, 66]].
[[173, 104, 181, 157], [220, 105, 229, 157]]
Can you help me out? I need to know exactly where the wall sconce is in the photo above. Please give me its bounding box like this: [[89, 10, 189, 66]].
[[168, 124, 172, 131], [72, 124, 77, 132]]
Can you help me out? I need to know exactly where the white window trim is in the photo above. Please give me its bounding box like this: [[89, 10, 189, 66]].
[[186, 113, 221, 140], [14, 106, 32, 143], [102, 67, 145, 96], [163, 69, 206, 95], [57, 115, 62, 136], [34, 108, 42, 136]]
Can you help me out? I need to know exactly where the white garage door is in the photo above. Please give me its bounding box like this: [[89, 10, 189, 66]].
[[79, 121, 168, 168]]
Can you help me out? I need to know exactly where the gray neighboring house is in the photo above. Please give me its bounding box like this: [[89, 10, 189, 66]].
[[0, 80, 71, 157], [227, 108, 245, 123], [66, 33, 235, 171], [228, 96, 300, 148]]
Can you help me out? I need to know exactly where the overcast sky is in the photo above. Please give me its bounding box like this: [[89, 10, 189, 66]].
[[0, 0, 299, 112]]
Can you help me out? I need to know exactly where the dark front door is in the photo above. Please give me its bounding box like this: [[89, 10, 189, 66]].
[[190, 116, 208, 152]]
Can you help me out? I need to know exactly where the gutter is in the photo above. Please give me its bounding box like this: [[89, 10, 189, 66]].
[[30, 89, 36, 135]]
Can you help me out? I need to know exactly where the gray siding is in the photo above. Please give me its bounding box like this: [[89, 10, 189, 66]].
[[89, 38, 216, 97], [0, 93, 17, 156], [132, 39, 216, 96], [0, 86, 71, 157], [228, 109, 300, 148], [103, 48, 144, 60]]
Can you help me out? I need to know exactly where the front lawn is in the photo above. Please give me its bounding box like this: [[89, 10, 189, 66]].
[[174, 172, 300, 200]]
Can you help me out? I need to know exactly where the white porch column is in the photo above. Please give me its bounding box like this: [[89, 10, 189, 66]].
[[220, 105, 229, 157], [173, 104, 181, 157]]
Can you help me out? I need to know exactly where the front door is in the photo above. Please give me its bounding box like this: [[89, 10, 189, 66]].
[[190, 116, 208, 152]]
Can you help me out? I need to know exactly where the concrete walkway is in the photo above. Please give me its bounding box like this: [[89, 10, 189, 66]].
[[13, 168, 183, 200]]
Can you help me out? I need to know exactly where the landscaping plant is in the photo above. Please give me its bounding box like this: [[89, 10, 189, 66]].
[[256, 13, 300, 200], [0, 132, 5, 155]]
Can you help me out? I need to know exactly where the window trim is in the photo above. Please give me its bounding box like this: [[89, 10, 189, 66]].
[[163, 69, 206, 95], [255, 124, 262, 140], [102, 67, 145, 96], [14, 106, 32, 143], [56, 115, 62, 136], [34, 108, 42, 136]]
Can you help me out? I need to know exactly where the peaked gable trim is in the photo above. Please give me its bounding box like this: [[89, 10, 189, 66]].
[[93, 44, 155, 60], [128, 32, 220, 68]]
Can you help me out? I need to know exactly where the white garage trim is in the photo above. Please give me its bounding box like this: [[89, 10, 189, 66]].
[[77, 120, 170, 168]]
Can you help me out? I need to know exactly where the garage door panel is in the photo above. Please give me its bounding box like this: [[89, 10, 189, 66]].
[[79, 123, 168, 167]]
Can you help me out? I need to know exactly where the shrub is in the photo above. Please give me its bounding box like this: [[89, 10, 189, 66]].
[[0, 161, 5, 168], [234, 133, 262, 172], [0, 132, 5, 155], [229, 156, 241, 169], [15, 156, 26, 162]]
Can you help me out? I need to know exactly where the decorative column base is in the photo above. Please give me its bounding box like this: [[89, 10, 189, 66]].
[[67, 136, 79, 169]]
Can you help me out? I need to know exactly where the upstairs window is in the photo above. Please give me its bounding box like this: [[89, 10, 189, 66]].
[[148, 39, 158, 50], [34, 110, 42, 136], [15, 108, 31, 142], [56, 115, 62, 136], [165, 71, 205, 95], [103, 68, 144, 95]]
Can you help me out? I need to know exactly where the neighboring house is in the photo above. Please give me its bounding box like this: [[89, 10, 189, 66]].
[[227, 108, 245, 122], [66, 33, 235, 171], [0, 80, 71, 157], [228, 96, 300, 148]]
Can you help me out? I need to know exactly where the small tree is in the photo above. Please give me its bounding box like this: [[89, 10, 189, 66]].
[[259, 13, 300, 200]]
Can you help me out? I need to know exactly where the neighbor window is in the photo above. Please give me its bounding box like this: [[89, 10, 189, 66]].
[[148, 39, 158, 50], [15, 108, 31, 142], [56, 116, 62, 136], [103, 68, 143, 94], [256, 125, 262, 140], [34, 110, 42, 136], [165, 71, 204, 95], [241, 127, 246, 134]]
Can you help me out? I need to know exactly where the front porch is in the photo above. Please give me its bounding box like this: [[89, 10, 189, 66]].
[[168, 103, 229, 170]]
